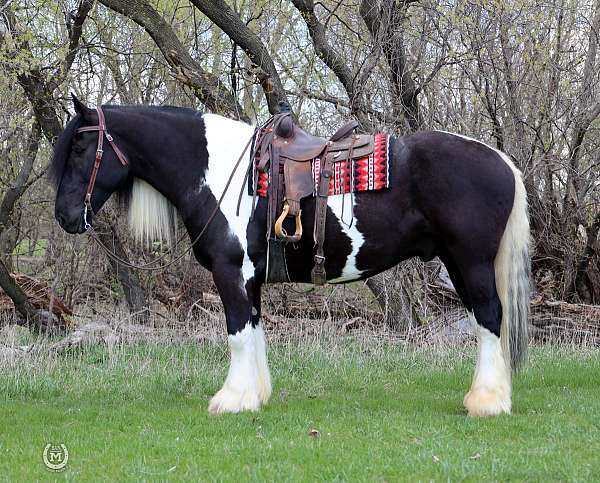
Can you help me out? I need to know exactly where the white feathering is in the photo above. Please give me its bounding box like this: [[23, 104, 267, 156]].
[[128, 178, 176, 246]]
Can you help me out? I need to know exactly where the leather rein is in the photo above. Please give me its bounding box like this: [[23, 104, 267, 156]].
[[77, 106, 255, 271]]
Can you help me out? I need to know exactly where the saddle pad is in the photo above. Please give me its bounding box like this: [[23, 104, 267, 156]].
[[251, 133, 390, 198]]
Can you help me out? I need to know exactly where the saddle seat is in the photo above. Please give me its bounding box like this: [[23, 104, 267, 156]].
[[255, 112, 376, 285], [273, 115, 327, 161], [273, 115, 361, 162]]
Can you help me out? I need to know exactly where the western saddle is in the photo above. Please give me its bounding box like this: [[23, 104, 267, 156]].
[[254, 111, 375, 285]]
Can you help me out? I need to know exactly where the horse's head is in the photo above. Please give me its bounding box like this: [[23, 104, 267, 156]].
[[51, 96, 131, 234]]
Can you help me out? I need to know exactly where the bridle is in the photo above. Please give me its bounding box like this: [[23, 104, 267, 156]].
[[74, 105, 256, 271], [75, 106, 129, 230]]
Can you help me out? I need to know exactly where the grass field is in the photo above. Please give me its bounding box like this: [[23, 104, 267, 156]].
[[0, 338, 598, 481]]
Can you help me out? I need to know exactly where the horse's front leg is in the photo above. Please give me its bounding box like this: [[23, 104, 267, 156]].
[[251, 282, 272, 404], [208, 263, 271, 414]]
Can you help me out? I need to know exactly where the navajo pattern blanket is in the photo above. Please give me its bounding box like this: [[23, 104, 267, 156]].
[[251, 133, 391, 198]]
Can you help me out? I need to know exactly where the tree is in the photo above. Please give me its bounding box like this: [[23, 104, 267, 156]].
[[0, 1, 150, 327]]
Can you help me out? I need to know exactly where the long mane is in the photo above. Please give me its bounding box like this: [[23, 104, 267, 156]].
[[48, 114, 83, 187], [128, 179, 177, 247]]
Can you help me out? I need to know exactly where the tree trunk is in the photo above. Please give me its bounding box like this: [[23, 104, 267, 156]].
[[360, 0, 423, 131], [94, 217, 149, 321], [574, 212, 600, 303], [0, 258, 64, 333]]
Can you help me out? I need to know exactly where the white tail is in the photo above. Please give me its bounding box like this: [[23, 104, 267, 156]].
[[494, 157, 531, 371], [128, 178, 177, 246]]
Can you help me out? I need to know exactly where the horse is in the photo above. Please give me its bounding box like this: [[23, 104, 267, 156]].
[[51, 96, 530, 417]]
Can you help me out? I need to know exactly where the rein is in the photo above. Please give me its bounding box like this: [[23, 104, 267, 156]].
[[79, 106, 256, 271]]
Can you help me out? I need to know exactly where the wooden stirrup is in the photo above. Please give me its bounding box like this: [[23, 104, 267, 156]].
[[274, 202, 303, 243]]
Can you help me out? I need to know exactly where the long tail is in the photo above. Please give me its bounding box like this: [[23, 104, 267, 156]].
[[494, 157, 531, 371]]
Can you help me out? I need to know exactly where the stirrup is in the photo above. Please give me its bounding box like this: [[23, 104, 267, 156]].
[[274, 202, 303, 242]]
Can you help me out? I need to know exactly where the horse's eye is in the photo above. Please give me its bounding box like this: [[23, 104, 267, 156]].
[[72, 144, 84, 155]]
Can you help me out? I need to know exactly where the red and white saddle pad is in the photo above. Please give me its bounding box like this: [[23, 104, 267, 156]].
[[252, 133, 391, 198]]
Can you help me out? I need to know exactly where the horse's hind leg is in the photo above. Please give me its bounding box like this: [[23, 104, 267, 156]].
[[458, 260, 511, 416], [438, 251, 472, 313], [208, 263, 272, 414], [441, 252, 508, 415]]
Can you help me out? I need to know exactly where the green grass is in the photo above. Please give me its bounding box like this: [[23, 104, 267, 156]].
[[0, 340, 598, 481]]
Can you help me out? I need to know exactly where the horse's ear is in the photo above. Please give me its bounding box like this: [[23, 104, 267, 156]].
[[71, 94, 94, 120]]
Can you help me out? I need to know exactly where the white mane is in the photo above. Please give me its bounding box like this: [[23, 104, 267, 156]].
[[128, 178, 177, 246]]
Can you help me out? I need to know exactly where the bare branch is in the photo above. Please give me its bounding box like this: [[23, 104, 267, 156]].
[[0, 121, 41, 230], [190, 0, 289, 115], [360, 0, 423, 131], [291, 0, 371, 124], [49, 0, 94, 90], [98, 0, 248, 120]]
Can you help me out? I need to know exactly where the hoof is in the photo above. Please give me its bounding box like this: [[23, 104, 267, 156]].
[[464, 387, 511, 417], [208, 387, 261, 415]]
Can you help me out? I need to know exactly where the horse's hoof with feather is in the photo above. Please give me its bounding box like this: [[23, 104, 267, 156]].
[[208, 323, 272, 415], [463, 387, 511, 416], [208, 387, 262, 415], [208, 377, 271, 415]]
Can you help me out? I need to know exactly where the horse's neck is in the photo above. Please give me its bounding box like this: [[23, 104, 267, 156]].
[[122, 112, 206, 208], [126, 112, 253, 204], [124, 111, 255, 234]]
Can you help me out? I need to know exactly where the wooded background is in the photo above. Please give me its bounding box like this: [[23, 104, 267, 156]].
[[0, 0, 598, 334]]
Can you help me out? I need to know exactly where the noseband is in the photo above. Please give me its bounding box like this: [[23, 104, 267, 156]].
[[75, 106, 129, 229]]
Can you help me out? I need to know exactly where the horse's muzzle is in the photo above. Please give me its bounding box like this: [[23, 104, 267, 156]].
[[55, 210, 86, 234]]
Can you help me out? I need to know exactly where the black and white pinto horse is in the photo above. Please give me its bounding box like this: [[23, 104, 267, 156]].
[[52, 98, 530, 417]]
